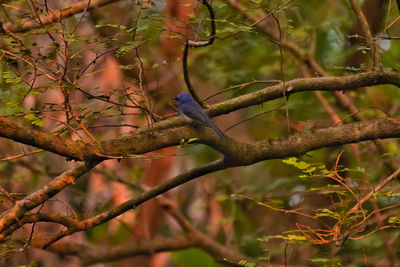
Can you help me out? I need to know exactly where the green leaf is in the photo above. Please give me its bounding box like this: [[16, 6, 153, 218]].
[[282, 157, 319, 174], [24, 114, 45, 127], [389, 215, 400, 224], [95, 23, 127, 30], [237, 260, 257, 267], [115, 41, 144, 57], [311, 257, 341, 266], [258, 234, 309, 243], [179, 138, 199, 148], [315, 208, 341, 220]]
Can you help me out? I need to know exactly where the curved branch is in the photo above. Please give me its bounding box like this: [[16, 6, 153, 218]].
[[0, 162, 96, 239], [23, 116, 400, 247], [183, 0, 216, 106], [41, 159, 225, 248], [186, 0, 216, 47], [182, 42, 202, 105], [29, 201, 265, 266], [0, 213, 79, 240]]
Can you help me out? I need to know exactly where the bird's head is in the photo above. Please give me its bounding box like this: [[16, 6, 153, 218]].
[[173, 93, 193, 103]]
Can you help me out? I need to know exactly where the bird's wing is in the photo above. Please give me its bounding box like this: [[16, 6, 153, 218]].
[[180, 101, 210, 123], [180, 100, 226, 138]]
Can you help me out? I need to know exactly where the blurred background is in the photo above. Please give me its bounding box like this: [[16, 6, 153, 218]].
[[1, 0, 400, 266]]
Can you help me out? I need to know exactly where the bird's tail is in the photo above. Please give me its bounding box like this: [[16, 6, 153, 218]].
[[208, 120, 226, 138]]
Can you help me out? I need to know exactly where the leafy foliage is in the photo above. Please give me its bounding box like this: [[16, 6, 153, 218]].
[[0, 0, 400, 266]]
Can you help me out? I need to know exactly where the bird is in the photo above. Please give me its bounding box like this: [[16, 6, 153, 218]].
[[173, 93, 226, 138]]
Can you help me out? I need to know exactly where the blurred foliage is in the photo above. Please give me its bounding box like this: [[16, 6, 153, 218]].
[[171, 248, 221, 267], [0, 0, 400, 266]]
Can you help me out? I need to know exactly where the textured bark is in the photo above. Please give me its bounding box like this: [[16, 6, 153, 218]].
[[1, 68, 399, 163]]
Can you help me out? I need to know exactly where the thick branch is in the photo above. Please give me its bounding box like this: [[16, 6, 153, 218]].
[[1, 68, 400, 162], [22, 116, 400, 247], [206, 68, 400, 118], [0, 117, 90, 161], [225, 0, 395, 173]]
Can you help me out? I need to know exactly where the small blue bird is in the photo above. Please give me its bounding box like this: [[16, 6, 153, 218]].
[[174, 93, 226, 138]]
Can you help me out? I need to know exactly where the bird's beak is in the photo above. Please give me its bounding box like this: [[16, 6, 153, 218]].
[[173, 96, 178, 101]]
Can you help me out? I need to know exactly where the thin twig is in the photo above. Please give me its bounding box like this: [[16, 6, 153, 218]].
[[0, 150, 44, 162], [350, 168, 400, 212]]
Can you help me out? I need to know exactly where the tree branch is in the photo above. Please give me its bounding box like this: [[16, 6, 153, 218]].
[[0, 117, 90, 161], [183, 0, 216, 106], [223, 0, 368, 128], [40, 159, 225, 248], [27, 199, 267, 266], [1, 68, 400, 162], [12, 115, 400, 247], [0, 162, 95, 239], [1, 0, 120, 33], [349, 0, 382, 68], [186, 0, 216, 47]]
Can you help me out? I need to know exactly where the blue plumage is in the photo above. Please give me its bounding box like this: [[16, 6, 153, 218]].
[[173, 93, 225, 138]]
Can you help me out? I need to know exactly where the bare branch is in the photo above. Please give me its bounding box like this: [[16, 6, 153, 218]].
[[0, 162, 95, 239], [41, 159, 224, 248], [349, 0, 382, 68], [1, 0, 121, 33]]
